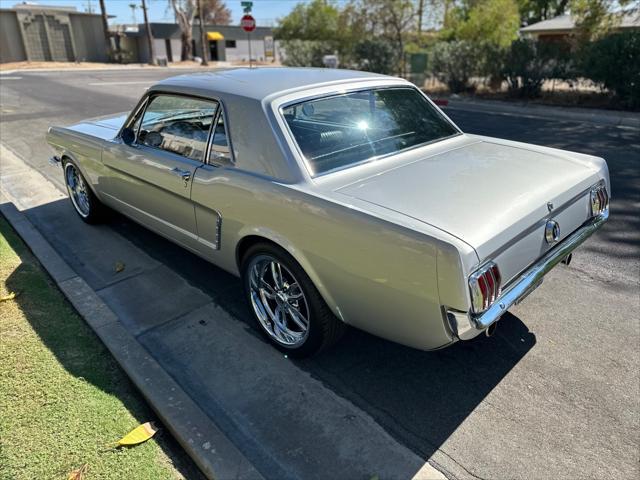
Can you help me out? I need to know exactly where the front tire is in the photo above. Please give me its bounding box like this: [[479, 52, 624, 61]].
[[63, 160, 103, 224], [241, 243, 345, 357]]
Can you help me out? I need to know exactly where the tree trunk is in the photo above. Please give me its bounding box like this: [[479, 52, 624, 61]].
[[181, 32, 192, 60], [142, 0, 156, 65], [172, 1, 195, 61], [98, 0, 111, 60], [197, 0, 208, 65]]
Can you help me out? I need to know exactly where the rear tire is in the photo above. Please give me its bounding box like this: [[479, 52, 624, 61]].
[[63, 159, 104, 224], [241, 242, 346, 357]]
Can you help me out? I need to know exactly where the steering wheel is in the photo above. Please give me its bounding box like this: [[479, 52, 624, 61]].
[[167, 121, 197, 136]]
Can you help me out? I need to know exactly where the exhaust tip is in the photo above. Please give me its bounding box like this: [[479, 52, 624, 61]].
[[485, 321, 498, 337], [561, 253, 573, 266]]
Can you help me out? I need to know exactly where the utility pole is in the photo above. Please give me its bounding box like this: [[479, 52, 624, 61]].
[[443, 0, 450, 28], [197, 0, 209, 66], [129, 3, 137, 25], [141, 0, 156, 65], [417, 0, 425, 34], [98, 0, 112, 60]]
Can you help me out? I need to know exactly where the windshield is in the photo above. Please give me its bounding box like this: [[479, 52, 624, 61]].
[[282, 87, 459, 176]]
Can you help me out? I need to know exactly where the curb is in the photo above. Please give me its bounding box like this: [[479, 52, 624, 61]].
[[442, 98, 640, 128], [0, 197, 264, 480]]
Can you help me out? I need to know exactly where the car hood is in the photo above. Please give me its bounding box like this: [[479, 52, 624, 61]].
[[335, 138, 602, 261]]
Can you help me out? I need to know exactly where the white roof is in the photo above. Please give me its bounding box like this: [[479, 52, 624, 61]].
[[521, 12, 640, 33], [153, 67, 391, 101]]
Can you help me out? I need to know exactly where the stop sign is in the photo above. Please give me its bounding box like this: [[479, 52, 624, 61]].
[[241, 14, 256, 32]]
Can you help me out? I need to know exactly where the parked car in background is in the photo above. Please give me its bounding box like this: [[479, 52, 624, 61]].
[[46, 68, 609, 356]]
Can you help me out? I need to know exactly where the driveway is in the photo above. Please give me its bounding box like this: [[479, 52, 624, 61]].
[[1, 69, 638, 479]]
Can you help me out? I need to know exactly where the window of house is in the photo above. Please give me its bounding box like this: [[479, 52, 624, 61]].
[[137, 95, 218, 162], [225, 40, 236, 48]]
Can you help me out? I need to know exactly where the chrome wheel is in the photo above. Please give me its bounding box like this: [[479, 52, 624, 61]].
[[248, 254, 310, 347], [64, 163, 91, 218]]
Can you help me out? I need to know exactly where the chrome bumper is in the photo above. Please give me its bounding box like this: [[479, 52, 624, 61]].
[[449, 208, 609, 340]]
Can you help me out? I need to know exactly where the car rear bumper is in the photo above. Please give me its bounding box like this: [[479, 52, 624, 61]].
[[447, 208, 609, 340]]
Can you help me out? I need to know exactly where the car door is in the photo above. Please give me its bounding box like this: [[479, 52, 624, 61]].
[[102, 93, 218, 251], [190, 107, 234, 261]]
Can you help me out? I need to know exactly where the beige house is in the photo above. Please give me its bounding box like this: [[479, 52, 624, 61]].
[[0, 3, 110, 63]]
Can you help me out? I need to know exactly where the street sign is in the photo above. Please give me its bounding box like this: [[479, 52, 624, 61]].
[[241, 1, 253, 13], [241, 14, 256, 32], [264, 36, 274, 58]]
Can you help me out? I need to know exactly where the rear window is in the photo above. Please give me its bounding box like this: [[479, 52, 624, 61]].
[[282, 87, 459, 176]]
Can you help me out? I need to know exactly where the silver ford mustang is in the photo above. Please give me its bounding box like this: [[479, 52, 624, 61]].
[[47, 68, 610, 357]]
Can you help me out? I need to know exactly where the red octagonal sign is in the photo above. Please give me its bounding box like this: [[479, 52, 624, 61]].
[[241, 14, 256, 32]]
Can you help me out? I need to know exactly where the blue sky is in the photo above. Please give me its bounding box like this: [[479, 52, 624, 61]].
[[0, 0, 330, 26]]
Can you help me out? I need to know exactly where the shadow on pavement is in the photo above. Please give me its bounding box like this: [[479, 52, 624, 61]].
[[298, 314, 534, 459], [98, 205, 537, 470]]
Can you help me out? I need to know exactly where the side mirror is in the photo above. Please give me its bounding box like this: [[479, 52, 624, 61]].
[[121, 127, 135, 145]]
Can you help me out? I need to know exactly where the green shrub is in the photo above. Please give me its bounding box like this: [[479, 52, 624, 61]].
[[430, 41, 480, 93], [502, 39, 573, 98], [280, 40, 334, 67], [354, 39, 396, 75], [580, 31, 640, 108]]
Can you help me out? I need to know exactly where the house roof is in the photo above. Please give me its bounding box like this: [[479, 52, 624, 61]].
[[5, 3, 110, 17], [151, 67, 392, 101], [521, 11, 640, 33]]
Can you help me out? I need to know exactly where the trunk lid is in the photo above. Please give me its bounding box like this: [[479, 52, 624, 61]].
[[336, 139, 600, 283], [66, 112, 128, 141]]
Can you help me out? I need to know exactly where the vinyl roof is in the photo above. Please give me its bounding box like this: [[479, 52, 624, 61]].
[[152, 67, 391, 101]]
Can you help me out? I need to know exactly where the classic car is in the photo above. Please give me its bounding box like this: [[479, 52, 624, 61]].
[[46, 68, 610, 357]]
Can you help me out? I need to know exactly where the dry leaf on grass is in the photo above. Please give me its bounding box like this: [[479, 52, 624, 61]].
[[0, 291, 20, 302], [108, 422, 159, 448], [67, 463, 88, 480]]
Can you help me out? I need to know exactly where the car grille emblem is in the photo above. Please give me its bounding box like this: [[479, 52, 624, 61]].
[[545, 220, 561, 245]]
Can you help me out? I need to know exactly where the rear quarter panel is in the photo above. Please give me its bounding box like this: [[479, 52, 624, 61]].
[[191, 168, 460, 350]]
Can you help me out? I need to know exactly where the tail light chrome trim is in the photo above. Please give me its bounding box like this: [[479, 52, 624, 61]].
[[469, 261, 502, 314], [590, 183, 609, 218]]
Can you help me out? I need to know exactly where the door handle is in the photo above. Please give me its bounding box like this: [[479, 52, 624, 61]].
[[171, 167, 191, 186]]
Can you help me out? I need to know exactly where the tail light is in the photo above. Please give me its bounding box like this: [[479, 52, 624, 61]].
[[469, 262, 502, 314], [590, 183, 609, 217]]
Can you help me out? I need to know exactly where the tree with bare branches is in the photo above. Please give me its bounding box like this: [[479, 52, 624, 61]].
[[170, 0, 196, 60], [202, 0, 232, 24], [170, 0, 231, 61]]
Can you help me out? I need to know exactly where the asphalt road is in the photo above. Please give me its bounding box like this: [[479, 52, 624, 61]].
[[1, 69, 639, 479]]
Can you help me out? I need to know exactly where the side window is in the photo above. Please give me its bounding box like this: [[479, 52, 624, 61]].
[[137, 95, 218, 162], [209, 112, 232, 164]]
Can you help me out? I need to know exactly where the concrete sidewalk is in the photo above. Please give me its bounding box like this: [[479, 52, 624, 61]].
[[443, 97, 640, 128], [0, 144, 449, 479]]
